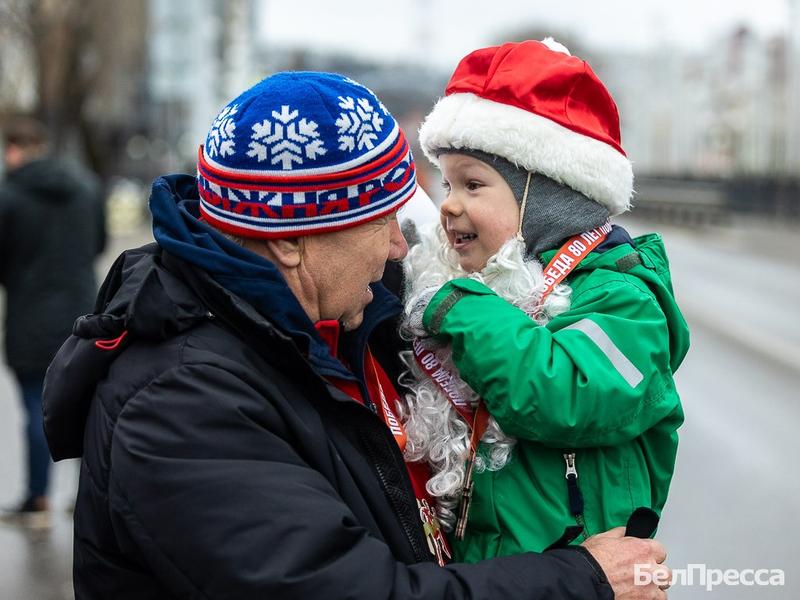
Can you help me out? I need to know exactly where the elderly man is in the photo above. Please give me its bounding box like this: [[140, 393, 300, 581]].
[[43, 73, 669, 599]]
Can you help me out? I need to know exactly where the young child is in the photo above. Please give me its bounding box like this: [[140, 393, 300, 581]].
[[399, 39, 689, 563]]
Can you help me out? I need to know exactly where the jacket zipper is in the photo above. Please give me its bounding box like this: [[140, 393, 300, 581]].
[[359, 415, 431, 563], [352, 333, 429, 561], [563, 451, 587, 539]]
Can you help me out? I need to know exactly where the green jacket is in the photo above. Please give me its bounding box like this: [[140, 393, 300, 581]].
[[422, 231, 689, 562]]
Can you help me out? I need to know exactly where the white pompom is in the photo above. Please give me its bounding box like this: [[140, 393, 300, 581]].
[[540, 36, 571, 56]]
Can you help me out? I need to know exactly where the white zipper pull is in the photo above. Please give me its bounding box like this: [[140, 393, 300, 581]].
[[563, 452, 577, 478]]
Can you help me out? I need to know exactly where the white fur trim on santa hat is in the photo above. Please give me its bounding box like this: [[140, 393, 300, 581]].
[[540, 36, 571, 55], [419, 92, 633, 215]]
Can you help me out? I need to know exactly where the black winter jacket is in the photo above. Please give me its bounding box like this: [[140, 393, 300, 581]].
[[0, 157, 105, 377], [43, 243, 612, 599]]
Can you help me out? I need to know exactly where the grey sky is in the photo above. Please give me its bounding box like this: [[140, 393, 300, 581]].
[[259, 0, 789, 68]]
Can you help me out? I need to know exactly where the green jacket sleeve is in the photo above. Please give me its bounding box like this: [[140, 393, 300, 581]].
[[422, 277, 679, 448]]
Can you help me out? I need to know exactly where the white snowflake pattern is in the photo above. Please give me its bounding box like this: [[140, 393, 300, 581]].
[[246, 105, 327, 170], [335, 96, 385, 152], [206, 104, 238, 158], [339, 77, 387, 115]]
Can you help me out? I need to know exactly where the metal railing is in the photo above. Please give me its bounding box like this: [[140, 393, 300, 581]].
[[632, 175, 800, 226]]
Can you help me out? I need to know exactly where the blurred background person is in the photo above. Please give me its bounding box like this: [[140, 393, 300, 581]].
[[0, 116, 105, 528]]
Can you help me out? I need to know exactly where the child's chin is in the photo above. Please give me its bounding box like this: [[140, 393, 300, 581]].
[[459, 258, 485, 274]]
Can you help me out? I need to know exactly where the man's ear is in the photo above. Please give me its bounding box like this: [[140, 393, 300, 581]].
[[265, 237, 301, 268]]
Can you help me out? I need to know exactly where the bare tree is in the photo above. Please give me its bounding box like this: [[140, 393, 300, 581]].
[[0, 0, 147, 182]]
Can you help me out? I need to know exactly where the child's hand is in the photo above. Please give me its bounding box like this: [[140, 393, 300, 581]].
[[582, 527, 670, 599], [403, 285, 440, 339]]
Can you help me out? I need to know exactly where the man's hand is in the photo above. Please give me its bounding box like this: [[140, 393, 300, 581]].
[[582, 527, 671, 599]]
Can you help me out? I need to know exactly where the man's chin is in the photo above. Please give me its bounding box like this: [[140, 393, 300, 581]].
[[341, 287, 374, 331], [341, 312, 365, 332]]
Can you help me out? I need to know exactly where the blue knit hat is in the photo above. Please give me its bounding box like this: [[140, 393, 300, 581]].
[[197, 72, 417, 238]]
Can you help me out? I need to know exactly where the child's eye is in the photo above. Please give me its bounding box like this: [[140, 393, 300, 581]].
[[441, 180, 451, 192], [466, 180, 483, 191]]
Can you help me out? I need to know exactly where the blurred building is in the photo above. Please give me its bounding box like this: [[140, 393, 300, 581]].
[[597, 28, 790, 177], [148, 0, 257, 171], [787, 0, 800, 170]]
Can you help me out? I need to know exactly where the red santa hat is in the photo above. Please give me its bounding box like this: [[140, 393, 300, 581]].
[[419, 38, 633, 216]]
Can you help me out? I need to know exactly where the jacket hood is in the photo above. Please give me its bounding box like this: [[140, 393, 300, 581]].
[[563, 227, 690, 372], [6, 157, 93, 202], [42, 243, 212, 460], [627, 232, 690, 372]]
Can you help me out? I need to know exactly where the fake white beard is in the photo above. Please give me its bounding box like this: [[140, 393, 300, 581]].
[[397, 223, 572, 530]]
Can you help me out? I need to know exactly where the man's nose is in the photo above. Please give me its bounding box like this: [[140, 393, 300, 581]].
[[388, 218, 409, 261]]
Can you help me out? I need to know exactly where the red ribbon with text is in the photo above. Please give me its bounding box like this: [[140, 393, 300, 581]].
[[536, 221, 611, 312]]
